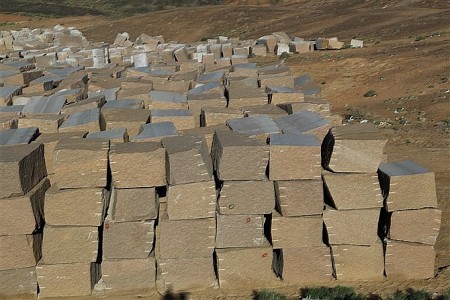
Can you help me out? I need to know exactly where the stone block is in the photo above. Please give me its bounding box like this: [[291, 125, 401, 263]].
[[41, 226, 99, 264], [179, 124, 229, 155], [61, 96, 106, 115], [0, 267, 37, 297], [269, 133, 321, 180], [162, 135, 214, 185], [157, 256, 217, 293], [109, 187, 158, 222], [156, 204, 215, 260], [0, 142, 46, 199], [241, 104, 288, 119], [322, 171, 383, 210], [102, 108, 150, 136], [275, 111, 331, 140], [59, 108, 104, 132], [0, 178, 49, 235], [53, 138, 108, 189], [385, 240, 435, 279], [216, 214, 265, 248], [252, 44, 267, 56], [131, 121, 178, 142], [267, 86, 305, 104], [102, 98, 144, 110], [256, 35, 278, 53], [227, 115, 280, 137], [148, 90, 188, 110], [34, 131, 87, 175], [218, 180, 274, 215], [227, 86, 267, 108], [0, 85, 23, 106], [259, 76, 295, 89], [216, 242, 279, 290], [212, 129, 269, 181], [151, 109, 196, 130], [0, 116, 18, 131], [351, 39, 364, 48], [201, 107, 242, 127], [332, 241, 384, 281], [110, 141, 166, 188], [271, 213, 323, 249], [275, 180, 324, 216], [86, 127, 129, 142], [276, 246, 333, 284], [388, 208, 441, 245], [101, 257, 156, 295], [323, 207, 380, 245], [0, 234, 41, 270], [322, 123, 387, 173], [167, 181, 216, 220], [18, 114, 66, 133], [378, 160, 438, 211], [22, 95, 66, 115], [103, 220, 155, 259], [44, 185, 109, 226], [36, 262, 100, 298], [0, 126, 39, 145]]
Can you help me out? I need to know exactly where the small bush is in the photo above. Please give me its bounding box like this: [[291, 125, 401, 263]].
[[364, 89, 377, 97], [253, 289, 286, 300], [302, 285, 365, 300], [279, 52, 290, 59], [388, 288, 432, 300]]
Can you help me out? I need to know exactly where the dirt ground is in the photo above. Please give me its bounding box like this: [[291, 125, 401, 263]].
[[1, 0, 448, 298]]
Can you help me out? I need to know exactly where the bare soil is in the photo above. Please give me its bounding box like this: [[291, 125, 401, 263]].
[[2, 1, 448, 298]]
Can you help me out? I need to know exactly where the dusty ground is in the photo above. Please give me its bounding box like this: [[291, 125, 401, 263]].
[[1, 0, 448, 298]]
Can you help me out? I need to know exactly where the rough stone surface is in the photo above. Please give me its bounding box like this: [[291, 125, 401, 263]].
[[332, 241, 385, 281], [53, 138, 108, 189], [45, 185, 109, 226], [0, 178, 49, 235], [167, 181, 216, 220], [0, 143, 46, 199], [103, 220, 155, 259], [41, 226, 99, 264], [216, 214, 265, 248], [385, 240, 435, 280], [110, 141, 166, 188], [275, 180, 324, 216], [218, 180, 274, 215], [271, 213, 323, 249], [323, 207, 380, 245]]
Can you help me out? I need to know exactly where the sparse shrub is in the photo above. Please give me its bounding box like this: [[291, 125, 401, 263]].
[[388, 288, 432, 300], [279, 52, 290, 59], [364, 89, 377, 97], [301, 285, 365, 300], [415, 35, 425, 41], [253, 289, 286, 300], [345, 106, 371, 122]]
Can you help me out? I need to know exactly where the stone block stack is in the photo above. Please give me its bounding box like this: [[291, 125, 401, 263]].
[[212, 129, 279, 290], [321, 124, 387, 281], [0, 143, 48, 298], [157, 135, 217, 292], [268, 132, 332, 284], [38, 138, 109, 298], [378, 160, 441, 280], [101, 141, 165, 295]]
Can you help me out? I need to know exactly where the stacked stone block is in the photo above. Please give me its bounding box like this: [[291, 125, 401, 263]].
[[157, 135, 217, 292], [38, 138, 108, 297], [321, 124, 387, 281], [268, 132, 332, 284], [378, 160, 441, 280], [0, 143, 48, 298]]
